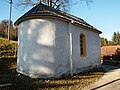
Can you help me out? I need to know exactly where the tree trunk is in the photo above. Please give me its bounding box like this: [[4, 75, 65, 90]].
[[48, 0, 52, 7]]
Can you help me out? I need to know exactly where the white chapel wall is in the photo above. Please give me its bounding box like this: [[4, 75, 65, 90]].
[[17, 18, 70, 78], [71, 24, 101, 73], [17, 18, 101, 78]]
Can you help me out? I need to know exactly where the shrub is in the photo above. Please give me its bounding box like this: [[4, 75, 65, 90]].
[[113, 48, 120, 61], [103, 55, 111, 60], [0, 38, 17, 58]]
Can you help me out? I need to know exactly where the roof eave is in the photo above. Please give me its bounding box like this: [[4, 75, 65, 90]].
[[15, 15, 102, 34]]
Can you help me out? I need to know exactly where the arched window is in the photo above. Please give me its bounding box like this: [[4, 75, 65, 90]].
[[80, 33, 86, 56]]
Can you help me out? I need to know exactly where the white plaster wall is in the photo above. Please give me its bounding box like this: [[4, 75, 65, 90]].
[[17, 17, 101, 78], [71, 24, 101, 73], [17, 18, 69, 78]]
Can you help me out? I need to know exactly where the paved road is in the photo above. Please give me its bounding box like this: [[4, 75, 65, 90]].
[[82, 65, 120, 90]]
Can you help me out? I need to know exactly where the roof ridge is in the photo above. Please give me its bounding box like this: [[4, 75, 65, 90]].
[[14, 3, 102, 34]]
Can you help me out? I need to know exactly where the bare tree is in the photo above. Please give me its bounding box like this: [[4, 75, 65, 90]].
[[0, 20, 17, 39], [16, 0, 93, 11]]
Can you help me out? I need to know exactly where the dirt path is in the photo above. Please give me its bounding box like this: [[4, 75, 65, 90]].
[[82, 65, 120, 90]]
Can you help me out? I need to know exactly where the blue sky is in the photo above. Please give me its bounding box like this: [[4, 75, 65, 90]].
[[0, 0, 120, 40]]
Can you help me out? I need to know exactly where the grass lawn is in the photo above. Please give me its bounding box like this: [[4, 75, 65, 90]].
[[12, 70, 104, 90], [0, 58, 105, 90]]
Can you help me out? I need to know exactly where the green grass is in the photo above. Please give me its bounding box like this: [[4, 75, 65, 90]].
[[0, 37, 17, 58]]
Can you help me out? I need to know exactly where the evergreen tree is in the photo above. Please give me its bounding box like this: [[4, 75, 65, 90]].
[[100, 37, 104, 46], [112, 32, 117, 44], [112, 31, 120, 45], [104, 38, 108, 46], [116, 32, 120, 45], [100, 31, 120, 46], [108, 40, 113, 46], [100, 37, 109, 46]]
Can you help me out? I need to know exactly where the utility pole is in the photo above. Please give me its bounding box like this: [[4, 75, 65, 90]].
[[8, 0, 12, 40]]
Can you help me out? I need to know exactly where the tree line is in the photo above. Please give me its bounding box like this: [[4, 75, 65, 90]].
[[0, 19, 18, 41], [100, 31, 120, 46]]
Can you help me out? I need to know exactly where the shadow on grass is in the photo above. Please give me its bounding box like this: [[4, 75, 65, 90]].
[[11, 76, 91, 90], [0, 58, 17, 75], [0, 58, 105, 90], [10, 68, 104, 90]]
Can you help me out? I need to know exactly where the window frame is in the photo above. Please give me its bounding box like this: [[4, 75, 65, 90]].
[[80, 33, 86, 56]]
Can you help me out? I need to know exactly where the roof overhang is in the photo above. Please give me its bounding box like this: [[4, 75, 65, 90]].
[[14, 3, 102, 34]]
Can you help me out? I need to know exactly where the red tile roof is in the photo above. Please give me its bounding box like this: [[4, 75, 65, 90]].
[[101, 45, 120, 56]]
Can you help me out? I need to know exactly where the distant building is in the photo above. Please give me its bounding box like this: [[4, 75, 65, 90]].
[[15, 3, 102, 78], [101, 45, 120, 57]]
